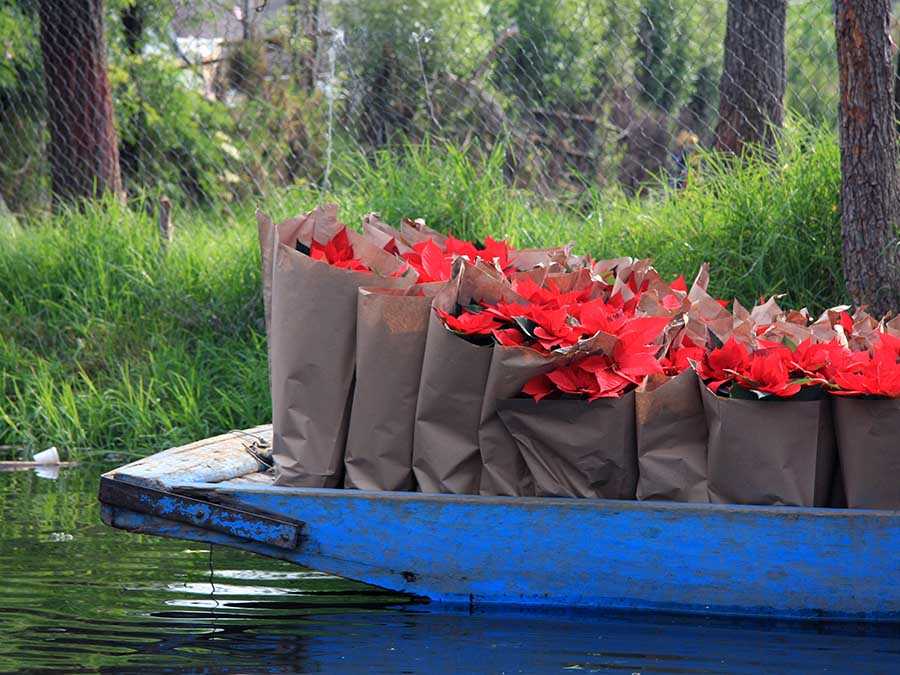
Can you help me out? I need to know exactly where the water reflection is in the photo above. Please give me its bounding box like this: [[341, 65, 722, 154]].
[[0, 465, 898, 673]]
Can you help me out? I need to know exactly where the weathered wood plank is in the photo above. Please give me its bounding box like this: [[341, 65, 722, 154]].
[[109, 425, 272, 489]]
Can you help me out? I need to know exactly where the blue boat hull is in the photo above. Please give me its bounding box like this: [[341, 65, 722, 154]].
[[99, 426, 900, 622]]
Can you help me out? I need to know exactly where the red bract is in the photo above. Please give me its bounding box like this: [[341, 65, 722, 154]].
[[669, 275, 688, 293], [492, 327, 527, 347], [478, 236, 513, 272], [310, 228, 371, 272], [402, 239, 453, 283], [523, 354, 636, 401], [521, 315, 669, 400], [660, 337, 706, 376], [789, 339, 852, 381], [832, 335, 900, 398], [435, 308, 502, 335], [697, 337, 749, 392], [402, 235, 516, 282], [576, 298, 628, 336], [382, 238, 401, 256], [733, 347, 802, 398], [530, 306, 580, 351]]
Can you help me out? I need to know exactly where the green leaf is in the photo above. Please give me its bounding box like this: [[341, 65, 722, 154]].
[[513, 316, 539, 341], [781, 335, 798, 351]]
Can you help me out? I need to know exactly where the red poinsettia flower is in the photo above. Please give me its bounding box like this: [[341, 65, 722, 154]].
[[523, 354, 635, 402], [576, 298, 628, 336], [611, 316, 671, 383], [669, 275, 688, 293], [660, 337, 706, 376], [493, 327, 528, 347], [443, 235, 480, 260], [521, 314, 669, 400], [529, 306, 580, 351], [435, 307, 503, 335], [310, 228, 372, 272], [477, 236, 513, 272], [401, 239, 453, 283], [788, 338, 852, 382], [732, 347, 803, 398], [832, 334, 900, 398], [402, 235, 517, 282], [697, 337, 750, 392]]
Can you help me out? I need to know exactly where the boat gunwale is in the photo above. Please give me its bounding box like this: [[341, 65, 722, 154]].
[[162, 479, 900, 520]]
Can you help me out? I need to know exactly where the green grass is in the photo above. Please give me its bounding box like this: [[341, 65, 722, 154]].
[[0, 121, 843, 458]]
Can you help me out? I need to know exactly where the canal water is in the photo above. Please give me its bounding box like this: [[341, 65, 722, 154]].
[[1, 465, 898, 674]]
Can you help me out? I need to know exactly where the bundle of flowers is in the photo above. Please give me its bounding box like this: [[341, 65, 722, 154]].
[[307, 227, 372, 272], [632, 269, 713, 503], [435, 263, 685, 353], [400, 236, 515, 282], [829, 332, 900, 509], [259, 206, 413, 488], [695, 298, 843, 508], [477, 263, 690, 499]]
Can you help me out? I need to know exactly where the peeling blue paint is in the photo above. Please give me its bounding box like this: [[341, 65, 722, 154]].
[[101, 479, 900, 623]]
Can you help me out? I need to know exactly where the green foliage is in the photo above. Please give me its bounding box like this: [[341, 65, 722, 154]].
[[489, 0, 575, 105], [785, 1, 838, 124], [0, 196, 269, 455], [635, 0, 684, 111], [110, 53, 239, 205], [0, 0, 47, 212]]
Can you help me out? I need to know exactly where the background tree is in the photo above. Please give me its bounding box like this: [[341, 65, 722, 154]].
[[715, 0, 787, 153], [834, 0, 900, 316], [38, 0, 122, 204]]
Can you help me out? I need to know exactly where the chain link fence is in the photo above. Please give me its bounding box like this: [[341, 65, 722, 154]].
[[0, 0, 841, 218]]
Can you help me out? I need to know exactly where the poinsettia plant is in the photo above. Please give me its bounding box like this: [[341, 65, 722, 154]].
[[696, 335, 855, 399], [298, 227, 373, 272], [521, 314, 672, 400], [659, 336, 706, 376], [402, 236, 515, 283], [830, 333, 900, 398], [436, 265, 688, 350]]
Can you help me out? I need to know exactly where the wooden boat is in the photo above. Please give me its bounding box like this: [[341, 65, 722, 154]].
[[99, 425, 900, 623]]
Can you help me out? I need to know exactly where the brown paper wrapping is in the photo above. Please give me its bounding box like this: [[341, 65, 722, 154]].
[[477, 346, 560, 496], [263, 208, 412, 487], [496, 393, 638, 499], [344, 284, 443, 491], [833, 397, 900, 510], [635, 369, 709, 502], [701, 385, 836, 506], [412, 262, 522, 494], [476, 269, 605, 497]]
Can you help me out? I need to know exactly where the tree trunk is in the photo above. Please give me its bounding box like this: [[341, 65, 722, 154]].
[[714, 0, 787, 154], [38, 0, 122, 205], [834, 0, 900, 317], [894, 47, 900, 133]]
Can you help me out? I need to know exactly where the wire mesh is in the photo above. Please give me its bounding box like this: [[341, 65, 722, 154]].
[[0, 0, 842, 218]]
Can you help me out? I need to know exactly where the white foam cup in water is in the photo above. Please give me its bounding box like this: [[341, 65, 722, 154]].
[[32, 447, 60, 465]]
